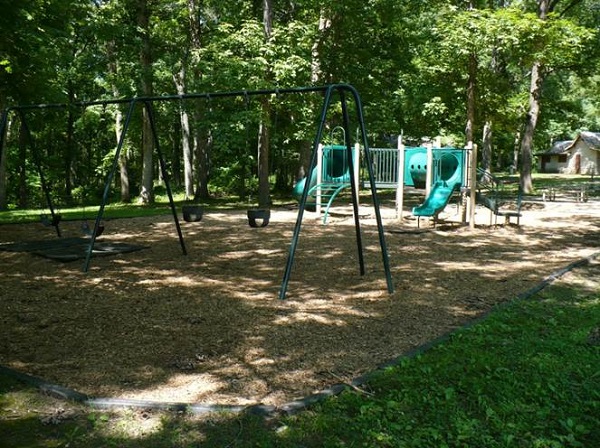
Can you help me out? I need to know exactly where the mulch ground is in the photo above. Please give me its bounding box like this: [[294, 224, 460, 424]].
[[1, 194, 599, 408]]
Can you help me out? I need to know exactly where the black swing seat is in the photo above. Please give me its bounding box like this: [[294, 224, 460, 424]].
[[182, 205, 204, 222], [247, 209, 270, 228], [82, 221, 105, 237]]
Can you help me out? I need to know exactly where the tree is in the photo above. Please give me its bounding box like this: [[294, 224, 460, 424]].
[[256, 0, 273, 209], [518, 0, 594, 192], [1, 0, 597, 210], [136, 0, 155, 204]]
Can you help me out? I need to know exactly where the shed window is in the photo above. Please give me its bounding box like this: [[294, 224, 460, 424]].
[[558, 154, 567, 163]]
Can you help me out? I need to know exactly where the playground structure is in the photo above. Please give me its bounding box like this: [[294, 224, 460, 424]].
[[404, 145, 467, 225], [0, 84, 394, 300], [292, 141, 360, 224], [367, 138, 471, 225], [367, 138, 522, 227], [291, 135, 468, 226], [291, 136, 511, 228]]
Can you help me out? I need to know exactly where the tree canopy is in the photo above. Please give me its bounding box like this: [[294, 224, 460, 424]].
[[0, 0, 598, 208]]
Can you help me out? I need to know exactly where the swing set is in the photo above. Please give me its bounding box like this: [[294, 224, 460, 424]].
[[0, 84, 394, 300]]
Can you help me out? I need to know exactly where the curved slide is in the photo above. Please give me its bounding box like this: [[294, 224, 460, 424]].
[[292, 145, 352, 204], [412, 181, 456, 217], [292, 166, 319, 203]]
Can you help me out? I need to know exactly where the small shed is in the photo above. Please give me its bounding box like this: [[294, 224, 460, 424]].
[[540, 132, 600, 175]]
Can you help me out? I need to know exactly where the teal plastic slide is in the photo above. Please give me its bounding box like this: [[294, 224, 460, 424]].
[[292, 145, 352, 204], [412, 181, 456, 217], [292, 165, 318, 203]]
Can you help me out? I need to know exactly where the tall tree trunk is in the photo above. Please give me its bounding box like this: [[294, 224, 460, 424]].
[[170, 115, 182, 187], [173, 68, 194, 200], [0, 96, 7, 210], [18, 120, 27, 208], [465, 52, 477, 145], [115, 105, 131, 203], [518, 0, 550, 193], [297, 10, 331, 180], [187, 0, 210, 200], [519, 59, 544, 193], [257, 0, 273, 208], [257, 99, 271, 208], [65, 82, 76, 204], [194, 127, 211, 199], [512, 131, 520, 174], [482, 120, 492, 172], [138, 0, 154, 204], [105, 38, 131, 203], [194, 126, 211, 200], [0, 148, 5, 209]]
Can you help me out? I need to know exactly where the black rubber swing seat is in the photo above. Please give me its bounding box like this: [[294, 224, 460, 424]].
[[182, 205, 204, 222], [247, 209, 270, 228], [82, 221, 105, 237]]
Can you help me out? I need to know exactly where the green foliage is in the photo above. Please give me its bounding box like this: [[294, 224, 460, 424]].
[[0, 0, 599, 210]]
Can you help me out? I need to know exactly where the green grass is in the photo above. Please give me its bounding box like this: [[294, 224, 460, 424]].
[[0, 191, 297, 225], [0, 173, 598, 226], [278, 284, 600, 447], [1, 261, 599, 447]]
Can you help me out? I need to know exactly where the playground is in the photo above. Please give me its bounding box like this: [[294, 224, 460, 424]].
[[0, 84, 598, 412], [1, 190, 599, 410]]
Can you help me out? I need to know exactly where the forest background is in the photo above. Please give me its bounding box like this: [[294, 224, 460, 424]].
[[0, 0, 599, 211]]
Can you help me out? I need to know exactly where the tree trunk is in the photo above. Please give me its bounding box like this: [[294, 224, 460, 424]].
[[0, 96, 7, 210], [257, 0, 273, 208], [298, 9, 331, 180], [482, 120, 492, 172], [18, 120, 27, 208], [519, 0, 551, 193], [193, 124, 211, 200], [465, 52, 477, 145], [105, 37, 131, 203], [187, 0, 210, 201], [173, 68, 194, 200], [64, 82, 76, 204], [0, 139, 6, 209], [257, 98, 271, 208], [115, 105, 131, 203], [138, 0, 154, 204], [511, 131, 520, 174], [519, 60, 544, 193]]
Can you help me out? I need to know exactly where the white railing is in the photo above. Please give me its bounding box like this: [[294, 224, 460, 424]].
[[367, 147, 401, 189]]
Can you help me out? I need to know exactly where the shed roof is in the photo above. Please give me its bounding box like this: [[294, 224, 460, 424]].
[[545, 140, 573, 155], [574, 131, 600, 149], [542, 131, 600, 155]]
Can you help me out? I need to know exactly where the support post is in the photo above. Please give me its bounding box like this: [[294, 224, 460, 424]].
[[144, 101, 187, 256], [350, 88, 394, 296], [469, 142, 478, 229], [396, 136, 405, 220], [279, 84, 393, 299], [353, 142, 360, 208], [340, 89, 365, 277], [20, 111, 61, 237], [315, 143, 323, 218], [83, 100, 137, 272], [425, 144, 433, 197]]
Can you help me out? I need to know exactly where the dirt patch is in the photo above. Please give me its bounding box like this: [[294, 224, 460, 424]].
[[1, 196, 599, 408]]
